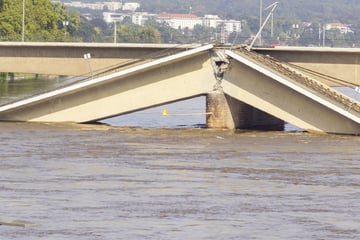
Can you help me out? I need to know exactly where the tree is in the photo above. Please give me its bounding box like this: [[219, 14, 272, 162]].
[[117, 23, 161, 43], [326, 29, 347, 47], [90, 18, 108, 34], [0, 0, 75, 41], [192, 24, 213, 43], [145, 18, 187, 43], [74, 16, 99, 42], [136, 0, 360, 24], [298, 23, 320, 47]]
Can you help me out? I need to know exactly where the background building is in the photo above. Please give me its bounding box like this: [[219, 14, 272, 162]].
[[157, 13, 203, 30]]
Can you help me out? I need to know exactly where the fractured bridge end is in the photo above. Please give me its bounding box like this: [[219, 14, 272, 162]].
[[222, 48, 360, 135]]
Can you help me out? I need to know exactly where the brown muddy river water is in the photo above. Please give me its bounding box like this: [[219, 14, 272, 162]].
[[0, 122, 359, 240], [0, 79, 360, 239]]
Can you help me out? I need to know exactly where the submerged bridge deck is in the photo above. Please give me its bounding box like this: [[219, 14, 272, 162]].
[[1, 44, 360, 134], [223, 48, 360, 134]]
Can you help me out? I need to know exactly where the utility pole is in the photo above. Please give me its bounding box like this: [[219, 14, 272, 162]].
[[319, 23, 321, 47], [249, 2, 279, 51], [271, 11, 274, 38], [323, 24, 326, 47], [114, 21, 117, 44], [259, 0, 263, 45], [319, 23, 326, 47], [22, 0, 25, 42]]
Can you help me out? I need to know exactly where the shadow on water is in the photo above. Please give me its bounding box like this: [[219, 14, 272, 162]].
[[100, 97, 304, 132], [0, 77, 52, 104], [0, 76, 81, 105]]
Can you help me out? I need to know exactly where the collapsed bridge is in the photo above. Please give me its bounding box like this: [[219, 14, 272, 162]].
[[1, 44, 360, 135]]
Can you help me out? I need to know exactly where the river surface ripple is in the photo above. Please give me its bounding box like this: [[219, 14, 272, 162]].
[[0, 122, 359, 240]]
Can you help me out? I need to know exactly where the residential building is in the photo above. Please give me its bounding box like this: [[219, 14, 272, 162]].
[[103, 12, 127, 23], [122, 2, 140, 12], [326, 22, 353, 34], [203, 15, 221, 28], [156, 13, 242, 33], [60, 1, 127, 12], [157, 13, 203, 30], [132, 13, 157, 26], [219, 20, 241, 33], [104, 2, 123, 11]]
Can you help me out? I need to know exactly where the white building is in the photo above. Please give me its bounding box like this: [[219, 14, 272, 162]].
[[131, 13, 157, 26], [156, 13, 241, 32], [157, 13, 203, 30], [122, 2, 140, 12], [63, 1, 123, 11], [219, 20, 242, 33], [326, 23, 353, 34], [203, 15, 241, 33], [203, 15, 221, 28], [104, 2, 123, 11], [103, 12, 127, 23]]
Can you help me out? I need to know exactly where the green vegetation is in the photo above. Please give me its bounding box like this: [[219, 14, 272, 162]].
[[136, 0, 360, 23], [1, 0, 360, 47], [116, 23, 161, 43], [0, 72, 7, 81], [0, 0, 70, 41], [134, 0, 360, 47]]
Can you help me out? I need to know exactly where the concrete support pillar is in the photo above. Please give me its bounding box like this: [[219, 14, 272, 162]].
[[206, 91, 284, 130], [206, 91, 236, 129]]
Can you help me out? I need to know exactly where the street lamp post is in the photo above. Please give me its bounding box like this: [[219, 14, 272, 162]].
[[83, 53, 93, 79], [63, 21, 69, 41]]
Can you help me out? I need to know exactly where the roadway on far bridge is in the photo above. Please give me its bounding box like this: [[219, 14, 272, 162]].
[[0, 42, 203, 76]]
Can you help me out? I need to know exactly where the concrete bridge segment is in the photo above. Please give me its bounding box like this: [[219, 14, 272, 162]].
[[0, 44, 215, 123], [223, 49, 360, 135]]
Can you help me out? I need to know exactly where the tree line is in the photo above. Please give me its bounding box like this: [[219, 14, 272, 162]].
[[79, 0, 360, 24], [0, 0, 70, 41], [2, 0, 360, 47]]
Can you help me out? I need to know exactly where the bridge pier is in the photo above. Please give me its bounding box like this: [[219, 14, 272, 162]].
[[206, 91, 284, 130]]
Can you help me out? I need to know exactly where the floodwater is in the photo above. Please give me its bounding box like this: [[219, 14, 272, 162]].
[[0, 79, 360, 239]]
